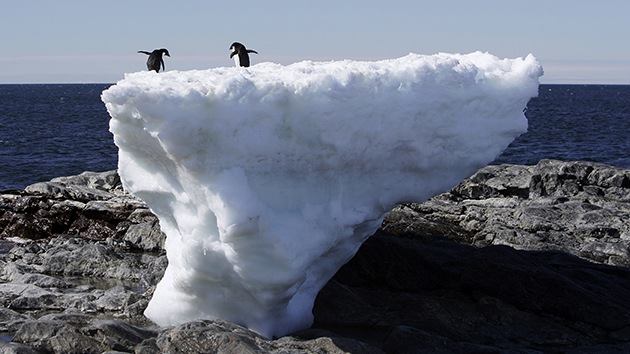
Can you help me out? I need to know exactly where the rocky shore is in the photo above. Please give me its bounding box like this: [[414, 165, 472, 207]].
[[1, 159, 629, 353]]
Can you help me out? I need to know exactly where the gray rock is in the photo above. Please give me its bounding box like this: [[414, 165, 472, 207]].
[[14, 274, 70, 289], [36, 313, 92, 326], [12, 320, 104, 354], [89, 320, 157, 353], [0, 307, 30, 332], [1, 170, 155, 242], [274, 332, 384, 354], [133, 338, 158, 354], [155, 320, 266, 354], [123, 221, 165, 252], [155, 320, 381, 354], [2, 162, 630, 353], [25, 170, 123, 202], [38, 239, 154, 280], [93, 286, 141, 312], [9, 318, 156, 354], [385, 159, 630, 266], [25, 182, 114, 202], [0, 284, 60, 311], [0, 342, 41, 354]]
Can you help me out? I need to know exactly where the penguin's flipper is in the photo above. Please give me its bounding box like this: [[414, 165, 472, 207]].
[[138, 51, 151, 55], [161, 58, 165, 72], [230, 52, 237, 58], [247, 50, 259, 54]]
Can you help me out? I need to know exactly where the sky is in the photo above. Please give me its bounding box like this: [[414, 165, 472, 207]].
[[0, 0, 629, 84]]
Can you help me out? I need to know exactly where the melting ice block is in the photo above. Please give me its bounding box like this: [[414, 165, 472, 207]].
[[102, 52, 542, 338]]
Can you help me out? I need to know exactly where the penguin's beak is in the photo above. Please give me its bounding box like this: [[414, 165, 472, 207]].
[[165, 53, 170, 57]]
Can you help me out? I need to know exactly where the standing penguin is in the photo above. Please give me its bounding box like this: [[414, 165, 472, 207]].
[[137, 48, 171, 72], [229, 42, 258, 67]]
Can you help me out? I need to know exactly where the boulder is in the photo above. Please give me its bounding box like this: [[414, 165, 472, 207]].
[[385, 159, 630, 266]]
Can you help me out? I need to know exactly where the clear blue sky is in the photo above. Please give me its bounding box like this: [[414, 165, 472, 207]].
[[1, 0, 628, 84]]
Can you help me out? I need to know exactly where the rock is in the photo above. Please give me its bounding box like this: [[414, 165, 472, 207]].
[[14, 274, 70, 289], [385, 160, 630, 266], [35, 238, 161, 281], [7, 318, 156, 354], [382, 325, 504, 354], [285, 329, 384, 354], [0, 235, 163, 332], [2, 161, 630, 352], [36, 313, 93, 326], [0, 284, 60, 311], [155, 320, 382, 354], [134, 338, 158, 354], [155, 320, 266, 353], [123, 221, 164, 252], [0, 307, 30, 332], [93, 286, 141, 312], [25, 170, 122, 202], [41, 242, 138, 279], [312, 229, 630, 352], [89, 320, 157, 353], [12, 320, 104, 354], [1, 171, 157, 244], [25, 182, 114, 203], [0, 342, 41, 354]]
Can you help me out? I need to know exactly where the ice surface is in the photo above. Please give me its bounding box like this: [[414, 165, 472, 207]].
[[102, 52, 542, 338]]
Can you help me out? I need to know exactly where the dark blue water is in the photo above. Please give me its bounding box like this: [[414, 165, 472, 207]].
[[0, 84, 629, 191], [0, 84, 116, 190], [495, 85, 630, 168]]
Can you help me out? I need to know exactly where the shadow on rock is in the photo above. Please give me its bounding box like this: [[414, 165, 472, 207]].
[[313, 230, 630, 353]]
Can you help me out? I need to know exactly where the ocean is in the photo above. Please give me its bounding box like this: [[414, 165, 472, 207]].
[[0, 84, 629, 191]]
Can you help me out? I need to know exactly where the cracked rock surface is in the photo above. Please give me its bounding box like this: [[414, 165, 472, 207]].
[[385, 159, 630, 266]]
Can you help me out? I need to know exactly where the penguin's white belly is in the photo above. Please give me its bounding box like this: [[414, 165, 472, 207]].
[[233, 55, 240, 67]]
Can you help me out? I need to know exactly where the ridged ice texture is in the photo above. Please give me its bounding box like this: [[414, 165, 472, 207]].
[[102, 52, 542, 338]]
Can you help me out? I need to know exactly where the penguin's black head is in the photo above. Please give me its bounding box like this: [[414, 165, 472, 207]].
[[230, 42, 245, 53], [160, 48, 171, 57]]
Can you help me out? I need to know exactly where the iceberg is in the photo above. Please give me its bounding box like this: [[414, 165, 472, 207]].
[[102, 52, 542, 338]]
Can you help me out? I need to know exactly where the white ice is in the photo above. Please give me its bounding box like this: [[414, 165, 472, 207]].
[[101, 52, 542, 338]]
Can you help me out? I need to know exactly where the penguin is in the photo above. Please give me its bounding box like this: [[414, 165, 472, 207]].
[[229, 42, 258, 67], [137, 48, 170, 72]]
